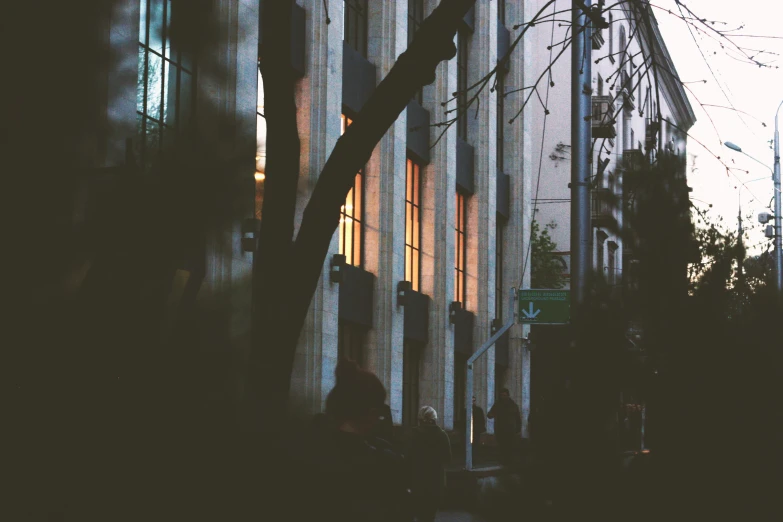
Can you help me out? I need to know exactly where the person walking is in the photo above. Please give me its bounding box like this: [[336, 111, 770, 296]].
[[304, 358, 413, 522], [408, 406, 452, 522], [488, 388, 521, 466]]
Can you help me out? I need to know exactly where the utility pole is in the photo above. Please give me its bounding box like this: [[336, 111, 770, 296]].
[[773, 101, 782, 296], [571, 0, 593, 311]]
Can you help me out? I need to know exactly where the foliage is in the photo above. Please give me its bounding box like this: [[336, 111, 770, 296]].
[[530, 220, 566, 289]]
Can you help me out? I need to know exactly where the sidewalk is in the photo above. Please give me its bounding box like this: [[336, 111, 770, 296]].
[[435, 510, 487, 522]]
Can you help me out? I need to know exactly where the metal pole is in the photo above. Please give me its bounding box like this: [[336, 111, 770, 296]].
[[465, 288, 517, 471], [571, 1, 592, 310], [773, 101, 782, 296]]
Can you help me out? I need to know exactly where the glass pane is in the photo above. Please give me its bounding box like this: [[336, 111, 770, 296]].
[[179, 70, 192, 129], [338, 218, 345, 257], [413, 207, 420, 249], [345, 187, 354, 217], [406, 160, 412, 201], [354, 220, 362, 265], [344, 220, 353, 264], [405, 246, 411, 282], [354, 173, 362, 218], [413, 164, 420, 204], [454, 269, 459, 302], [139, 0, 148, 43], [146, 52, 163, 120], [405, 204, 412, 245], [137, 47, 147, 114], [145, 119, 160, 168], [149, 0, 165, 53], [412, 250, 419, 291], [164, 61, 178, 126], [164, 0, 173, 59]]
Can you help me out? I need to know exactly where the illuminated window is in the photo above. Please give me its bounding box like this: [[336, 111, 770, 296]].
[[408, 0, 425, 104], [455, 192, 467, 305], [405, 159, 422, 291], [344, 0, 368, 58], [340, 114, 364, 267], [457, 30, 469, 140], [137, 0, 194, 169], [255, 71, 266, 220]]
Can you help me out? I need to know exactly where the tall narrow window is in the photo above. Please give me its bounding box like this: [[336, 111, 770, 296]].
[[608, 242, 618, 285], [457, 30, 469, 140], [597, 232, 607, 280], [498, 0, 506, 26], [137, 0, 194, 169], [338, 321, 365, 367], [344, 0, 369, 58], [495, 219, 505, 320], [608, 13, 614, 59], [455, 192, 467, 305], [408, 0, 425, 104], [496, 73, 505, 172], [340, 114, 364, 267], [597, 74, 604, 97], [255, 71, 266, 219], [405, 159, 422, 291], [402, 340, 422, 427]]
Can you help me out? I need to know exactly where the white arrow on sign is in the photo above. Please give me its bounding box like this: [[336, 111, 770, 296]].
[[521, 301, 541, 319]]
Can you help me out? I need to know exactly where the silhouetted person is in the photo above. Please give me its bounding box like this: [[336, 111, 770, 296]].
[[305, 358, 412, 522], [408, 406, 451, 522], [488, 388, 521, 466]]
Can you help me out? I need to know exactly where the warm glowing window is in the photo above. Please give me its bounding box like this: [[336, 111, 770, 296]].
[[457, 30, 469, 140], [137, 0, 194, 169], [455, 192, 467, 305], [340, 114, 363, 267], [255, 71, 266, 219], [405, 159, 422, 291], [344, 0, 368, 58]]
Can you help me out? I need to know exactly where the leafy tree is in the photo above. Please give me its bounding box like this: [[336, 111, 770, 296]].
[[530, 219, 566, 289]]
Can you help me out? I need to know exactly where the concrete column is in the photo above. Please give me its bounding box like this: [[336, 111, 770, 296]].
[[364, 0, 408, 425], [466, 0, 498, 431], [504, 0, 534, 426], [288, 0, 343, 416], [419, 0, 457, 431]]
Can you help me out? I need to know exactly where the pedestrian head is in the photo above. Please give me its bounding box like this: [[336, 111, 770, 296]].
[[472, 396, 477, 405], [500, 388, 510, 399], [325, 358, 387, 434], [418, 406, 438, 425]]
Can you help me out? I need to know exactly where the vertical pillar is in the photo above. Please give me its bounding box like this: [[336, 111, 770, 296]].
[[364, 0, 408, 425], [467, 0, 499, 428], [288, 0, 343, 415], [419, 1, 457, 430]]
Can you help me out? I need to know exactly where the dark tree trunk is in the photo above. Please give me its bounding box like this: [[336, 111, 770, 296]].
[[249, 0, 478, 428]]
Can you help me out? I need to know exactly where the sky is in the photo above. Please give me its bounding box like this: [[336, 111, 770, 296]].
[[653, 0, 783, 255]]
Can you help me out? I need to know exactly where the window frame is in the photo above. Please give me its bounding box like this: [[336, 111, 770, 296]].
[[455, 191, 468, 305], [339, 114, 365, 267], [137, 0, 194, 168], [405, 158, 423, 292], [344, 0, 369, 58]]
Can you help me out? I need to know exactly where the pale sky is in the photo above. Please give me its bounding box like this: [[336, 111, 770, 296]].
[[654, 0, 783, 255]]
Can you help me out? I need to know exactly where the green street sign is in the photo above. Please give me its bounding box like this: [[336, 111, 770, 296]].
[[518, 289, 570, 324]]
